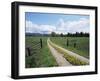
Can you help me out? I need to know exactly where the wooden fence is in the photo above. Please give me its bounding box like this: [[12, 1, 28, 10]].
[[66, 39, 77, 48], [25, 38, 42, 57]]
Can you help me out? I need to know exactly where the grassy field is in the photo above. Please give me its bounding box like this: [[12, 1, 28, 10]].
[[25, 36, 58, 68], [25, 36, 89, 68], [50, 37, 89, 59]]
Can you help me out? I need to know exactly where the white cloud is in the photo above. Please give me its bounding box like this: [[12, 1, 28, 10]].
[[67, 18, 89, 33], [26, 21, 39, 33], [56, 18, 89, 34], [26, 18, 89, 34], [26, 20, 56, 34]]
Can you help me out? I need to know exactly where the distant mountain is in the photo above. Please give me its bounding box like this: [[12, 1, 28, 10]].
[[26, 33, 42, 36], [25, 32, 51, 36]]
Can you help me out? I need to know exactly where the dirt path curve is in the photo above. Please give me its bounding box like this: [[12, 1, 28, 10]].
[[48, 38, 89, 64], [47, 39, 72, 66]]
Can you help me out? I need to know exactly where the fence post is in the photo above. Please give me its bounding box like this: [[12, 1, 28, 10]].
[[27, 47, 31, 56], [66, 39, 69, 46], [74, 42, 76, 48], [40, 38, 42, 48]]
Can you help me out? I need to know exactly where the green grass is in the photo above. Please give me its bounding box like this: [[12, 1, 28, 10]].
[[48, 39, 88, 65], [25, 36, 58, 68], [50, 37, 89, 59], [25, 36, 89, 67]]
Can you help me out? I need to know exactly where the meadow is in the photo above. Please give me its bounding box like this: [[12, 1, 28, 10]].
[[25, 36, 89, 68], [50, 37, 89, 59], [25, 36, 58, 68]]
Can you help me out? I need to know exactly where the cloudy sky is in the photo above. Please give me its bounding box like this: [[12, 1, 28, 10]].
[[25, 12, 90, 34]]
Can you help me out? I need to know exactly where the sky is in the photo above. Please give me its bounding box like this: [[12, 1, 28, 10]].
[[25, 12, 90, 34]]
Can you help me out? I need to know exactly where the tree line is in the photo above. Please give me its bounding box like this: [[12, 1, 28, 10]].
[[26, 32, 89, 37], [51, 32, 89, 37]]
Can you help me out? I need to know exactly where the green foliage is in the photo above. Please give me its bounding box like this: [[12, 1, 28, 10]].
[[51, 32, 56, 37]]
